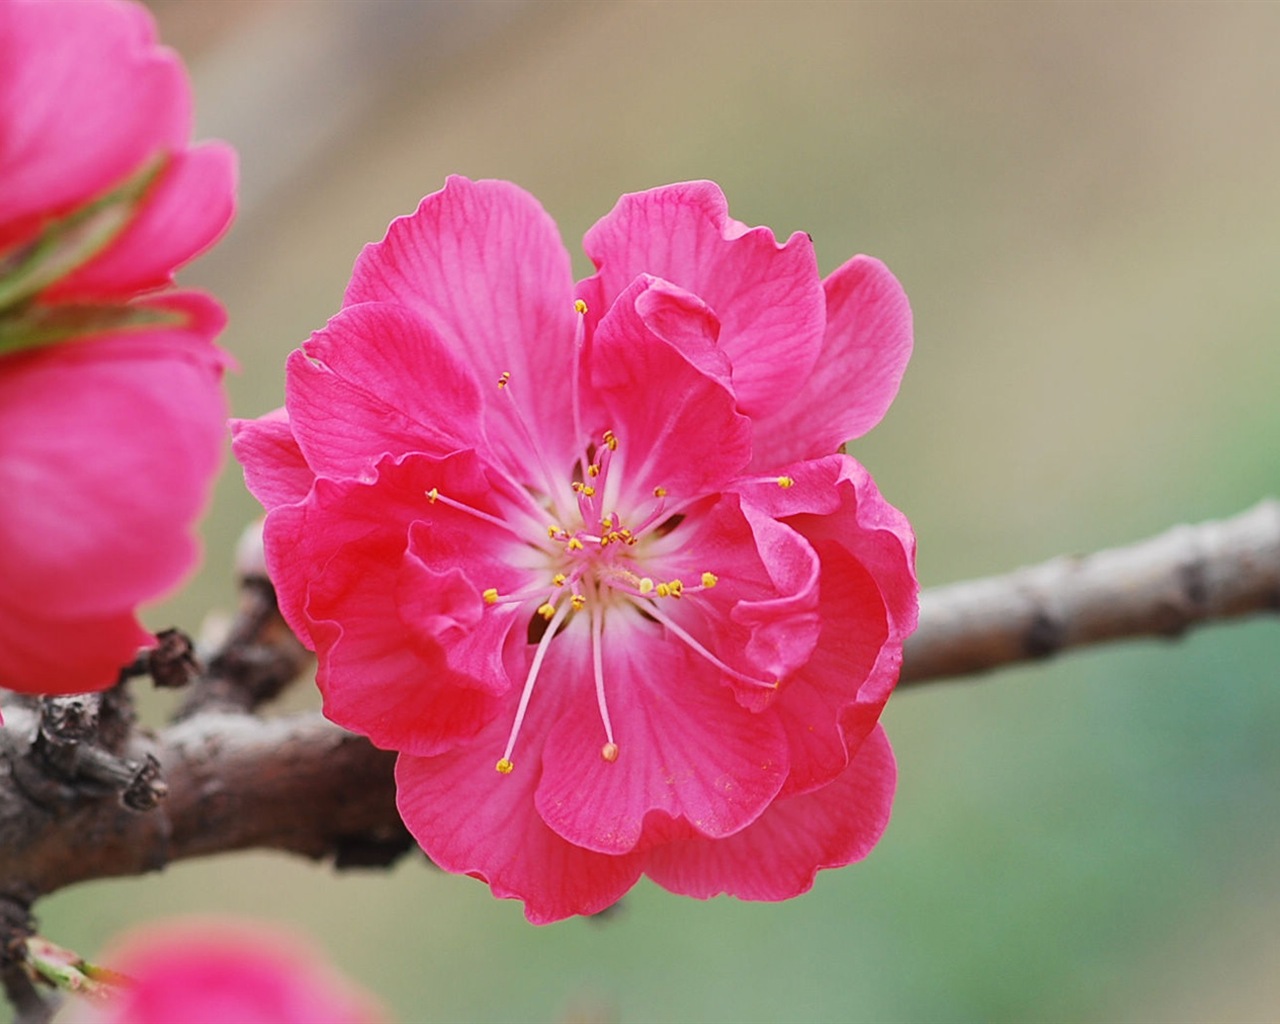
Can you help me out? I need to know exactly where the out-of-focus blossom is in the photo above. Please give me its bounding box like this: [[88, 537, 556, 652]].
[[63, 919, 385, 1024], [0, 0, 235, 315], [0, 0, 235, 696], [234, 176, 916, 922], [0, 293, 228, 693]]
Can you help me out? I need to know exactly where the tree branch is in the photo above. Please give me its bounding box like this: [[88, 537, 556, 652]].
[[0, 501, 1276, 909], [899, 498, 1280, 685]]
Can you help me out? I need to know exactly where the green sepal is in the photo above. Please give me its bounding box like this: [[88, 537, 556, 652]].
[[0, 155, 166, 313], [0, 301, 186, 359]]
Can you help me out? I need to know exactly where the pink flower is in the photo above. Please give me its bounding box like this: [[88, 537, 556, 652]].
[[0, 293, 229, 693], [0, 0, 235, 697], [0, 0, 235, 307], [234, 177, 917, 922], [66, 918, 385, 1024]]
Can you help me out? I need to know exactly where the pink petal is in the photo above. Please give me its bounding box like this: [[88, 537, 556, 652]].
[[581, 181, 825, 418], [284, 302, 484, 481], [263, 451, 529, 701], [752, 256, 913, 468], [0, 292, 227, 621], [0, 599, 150, 695], [344, 176, 580, 477], [738, 454, 917, 794], [652, 494, 820, 698], [644, 724, 896, 901], [304, 538, 505, 757], [0, 0, 188, 233], [396, 697, 647, 923], [45, 143, 237, 301], [589, 277, 752, 501], [230, 409, 314, 512], [535, 620, 789, 854], [772, 540, 889, 796]]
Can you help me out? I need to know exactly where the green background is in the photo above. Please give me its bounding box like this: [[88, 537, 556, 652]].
[[36, 2, 1280, 1021]]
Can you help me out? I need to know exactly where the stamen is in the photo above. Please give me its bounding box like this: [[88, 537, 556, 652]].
[[493, 370, 562, 502], [495, 600, 573, 773], [590, 600, 617, 759], [640, 600, 779, 691], [570, 300, 587, 459], [424, 487, 529, 542]]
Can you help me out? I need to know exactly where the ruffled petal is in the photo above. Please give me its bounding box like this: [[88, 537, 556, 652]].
[[752, 256, 913, 468], [589, 277, 752, 501], [772, 541, 889, 796], [650, 493, 820, 699], [344, 176, 579, 477], [284, 302, 484, 482], [535, 614, 789, 854], [738, 453, 917, 793], [582, 181, 824, 419], [396, 698, 647, 923], [263, 451, 530, 687], [230, 410, 314, 513], [644, 724, 896, 901], [305, 539, 506, 757], [0, 291, 226, 619], [45, 142, 237, 301]]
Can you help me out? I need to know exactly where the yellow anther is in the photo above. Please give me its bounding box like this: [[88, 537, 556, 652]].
[[566, 537, 584, 551], [571, 482, 596, 497], [669, 579, 684, 597], [639, 578, 655, 595], [656, 583, 671, 598], [426, 488, 439, 503], [653, 486, 667, 498], [777, 476, 795, 489], [547, 524, 562, 539], [574, 299, 588, 315], [601, 742, 619, 763], [588, 464, 601, 478], [497, 371, 511, 389], [601, 515, 613, 530], [495, 758, 514, 775], [552, 573, 567, 587], [701, 571, 719, 588], [537, 602, 557, 621], [599, 534, 613, 547], [483, 588, 499, 604], [570, 593, 586, 611], [602, 429, 618, 450]]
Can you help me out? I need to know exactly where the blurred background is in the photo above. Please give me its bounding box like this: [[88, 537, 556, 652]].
[[35, 1, 1280, 1021]]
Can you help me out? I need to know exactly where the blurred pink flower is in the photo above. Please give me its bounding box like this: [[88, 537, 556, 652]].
[[0, 293, 228, 693], [68, 919, 384, 1024], [0, 0, 235, 307], [0, 0, 235, 696], [234, 176, 917, 922]]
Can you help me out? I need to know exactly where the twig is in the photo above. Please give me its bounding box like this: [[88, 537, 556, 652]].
[[900, 498, 1280, 685]]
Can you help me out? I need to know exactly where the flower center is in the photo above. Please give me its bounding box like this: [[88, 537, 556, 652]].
[[426, 301, 781, 777]]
